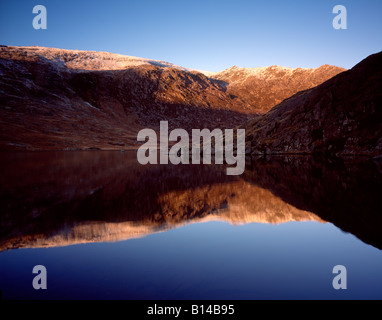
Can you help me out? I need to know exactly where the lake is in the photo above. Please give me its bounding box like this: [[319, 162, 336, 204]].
[[0, 151, 381, 300]]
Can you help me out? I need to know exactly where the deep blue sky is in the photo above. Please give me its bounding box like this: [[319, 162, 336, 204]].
[[0, 0, 381, 71]]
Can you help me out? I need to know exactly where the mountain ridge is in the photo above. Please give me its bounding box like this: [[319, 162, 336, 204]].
[[208, 63, 346, 113], [0, 45, 346, 150]]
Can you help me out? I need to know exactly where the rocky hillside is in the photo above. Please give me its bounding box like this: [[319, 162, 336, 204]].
[[245, 51, 382, 157], [0, 45, 344, 150], [205, 64, 345, 113]]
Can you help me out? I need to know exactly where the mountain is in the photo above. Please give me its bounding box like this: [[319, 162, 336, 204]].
[[245, 51, 382, 156], [0, 45, 344, 150], [203, 64, 346, 113], [0, 46, 253, 150]]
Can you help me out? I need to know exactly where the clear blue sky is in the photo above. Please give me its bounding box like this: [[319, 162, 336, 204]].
[[0, 0, 381, 71]]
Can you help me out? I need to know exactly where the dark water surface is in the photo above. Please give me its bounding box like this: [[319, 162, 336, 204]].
[[0, 151, 381, 300]]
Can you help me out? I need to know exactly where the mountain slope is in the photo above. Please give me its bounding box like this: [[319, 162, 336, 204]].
[[0, 46, 252, 150], [245, 51, 382, 156], [205, 64, 346, 113]]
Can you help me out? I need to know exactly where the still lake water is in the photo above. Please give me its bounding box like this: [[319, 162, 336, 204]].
[[0, 151, 381, 300]]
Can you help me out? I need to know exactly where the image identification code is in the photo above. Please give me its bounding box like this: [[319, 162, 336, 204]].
[[147, 304, 235, 317]]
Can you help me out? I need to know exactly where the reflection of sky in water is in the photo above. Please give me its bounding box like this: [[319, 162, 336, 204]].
[[1, 221, 381, 300]]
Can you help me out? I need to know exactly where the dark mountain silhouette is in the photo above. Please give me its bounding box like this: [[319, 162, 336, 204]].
[[245, 51, 382, 157]]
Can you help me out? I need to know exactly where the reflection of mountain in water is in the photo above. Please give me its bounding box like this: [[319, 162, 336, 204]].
[[0, 151, 320, 251], [244, 156, 382, 249], [0, 151, 381, 251]]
